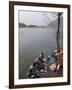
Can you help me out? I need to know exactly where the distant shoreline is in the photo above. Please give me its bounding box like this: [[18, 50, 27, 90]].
[[19, 23, 47, 28]]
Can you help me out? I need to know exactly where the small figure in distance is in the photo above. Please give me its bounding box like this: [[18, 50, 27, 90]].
[[40, 52, 44, 59]]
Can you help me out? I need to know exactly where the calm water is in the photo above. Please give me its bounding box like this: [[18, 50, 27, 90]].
[[19, 27, 63, 79]]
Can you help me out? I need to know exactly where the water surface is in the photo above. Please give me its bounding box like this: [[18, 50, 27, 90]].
[[19, 27, 63, 79]]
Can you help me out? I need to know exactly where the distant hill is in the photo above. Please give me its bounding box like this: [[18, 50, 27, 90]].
[[19, 23, 26, 27], [19, 16, 63, 30], [19, 23, 40, 27], [19, 23, 46, 28]]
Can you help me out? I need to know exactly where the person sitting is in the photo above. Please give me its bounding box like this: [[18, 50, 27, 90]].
[[54, 50, 63, 71], [34, 52, 45, 64], [47, 54, 57, 72], [40, 52, 44, 59]]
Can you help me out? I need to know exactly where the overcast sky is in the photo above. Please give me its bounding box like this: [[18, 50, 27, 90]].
[[19, 11, 58, 26]]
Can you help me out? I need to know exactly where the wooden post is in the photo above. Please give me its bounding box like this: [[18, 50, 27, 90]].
[[56, 13, 62, 52]]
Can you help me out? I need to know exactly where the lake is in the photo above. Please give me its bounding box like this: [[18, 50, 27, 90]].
[[19, 27, 63, 79]]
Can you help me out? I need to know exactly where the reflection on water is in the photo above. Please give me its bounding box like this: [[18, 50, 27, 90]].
[[19, 27, 63, 79]]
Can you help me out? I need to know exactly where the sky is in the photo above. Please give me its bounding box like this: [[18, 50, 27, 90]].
[[18, 11, 59, 26]]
